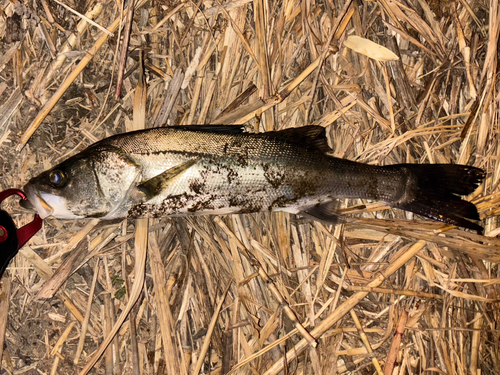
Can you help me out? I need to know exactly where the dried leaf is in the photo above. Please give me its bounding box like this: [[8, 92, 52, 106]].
[[344, 35, 399, 61]]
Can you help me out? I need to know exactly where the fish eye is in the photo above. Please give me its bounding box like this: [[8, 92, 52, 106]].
[[48, 170, 68, 188]]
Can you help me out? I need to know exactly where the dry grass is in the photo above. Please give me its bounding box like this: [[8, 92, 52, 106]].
[[0, 0, 499, 374]]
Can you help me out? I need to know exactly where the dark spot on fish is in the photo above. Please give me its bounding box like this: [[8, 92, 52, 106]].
[[128, 204, 149, 218], [236, 153, 248, 167], [228, 196, 240, 207], [189, 196, 218, 212], [264, 167, 285, 189], [230, 138, 244, 149], [228, 195, 264, 213], [231, 144, 249, 167], [270, 195, 295, 209], [282, 167, 321, 199], [162, 193, 192, 211], [199, 169, 210, 180], [239, 202, 263, 214], [189, 180, 205, 194], [367, 178, 380, 200], [128, 192, 196, 218], [227, 168, 239, 184]]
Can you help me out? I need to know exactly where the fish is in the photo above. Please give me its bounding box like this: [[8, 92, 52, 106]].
[[23, 125, 485, 232]]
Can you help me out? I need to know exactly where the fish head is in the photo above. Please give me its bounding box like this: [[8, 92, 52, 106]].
[[24, 147, 142, 219]]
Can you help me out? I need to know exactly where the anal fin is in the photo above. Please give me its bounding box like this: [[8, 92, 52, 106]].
[[138, 158, 198, 200], [300, 200, 343, 224]]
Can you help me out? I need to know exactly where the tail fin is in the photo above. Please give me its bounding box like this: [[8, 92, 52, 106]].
[[384, 164, 485, 232]]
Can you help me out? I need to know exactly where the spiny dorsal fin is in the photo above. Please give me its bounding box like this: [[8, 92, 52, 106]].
[[266, 125, 332, 153], [169, 125, 247, 133]]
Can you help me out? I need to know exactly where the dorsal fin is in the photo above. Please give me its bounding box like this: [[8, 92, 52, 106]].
[[169, 125, 247, 133], [266, 126, 332, 153]]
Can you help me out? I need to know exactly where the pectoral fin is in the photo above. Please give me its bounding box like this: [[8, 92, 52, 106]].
[[137, 158, 198, 200]]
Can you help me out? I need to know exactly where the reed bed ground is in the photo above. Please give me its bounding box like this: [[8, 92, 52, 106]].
[[0, 0, 499, 373]]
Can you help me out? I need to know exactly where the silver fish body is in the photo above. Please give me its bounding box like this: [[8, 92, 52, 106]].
[[24, 125, 484, 231]]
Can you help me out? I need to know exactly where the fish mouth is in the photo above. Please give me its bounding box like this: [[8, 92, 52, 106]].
[[23, 184, 54, 219], [19, 198, 36, 211]]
